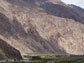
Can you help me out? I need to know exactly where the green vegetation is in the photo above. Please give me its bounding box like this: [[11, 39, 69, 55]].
[[24, 54, 70, 59], [23, 54, 84, 63]]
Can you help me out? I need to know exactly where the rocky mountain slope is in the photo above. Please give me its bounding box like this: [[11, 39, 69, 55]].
[[0, 38, 22, 60], [0, 0, 84, 55], [69, 4, 84, 22]]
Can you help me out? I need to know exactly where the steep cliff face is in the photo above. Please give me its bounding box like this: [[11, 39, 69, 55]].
[[0, 38, 22, 60], [0, 0, 84, 55]]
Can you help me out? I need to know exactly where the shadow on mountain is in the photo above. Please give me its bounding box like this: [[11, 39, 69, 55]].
[[40, 2, 84, 24], [0, 13, 27, 38], [70, 4, 84, 13], [6, 0, 84, 24], [7, 0, 48, 9], [0, 39, 22, 59], [69, 4, 84, 23]]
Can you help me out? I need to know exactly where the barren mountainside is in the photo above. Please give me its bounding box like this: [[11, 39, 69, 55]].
[[69, 4, 84, 22], [0, 0, 84, 55]]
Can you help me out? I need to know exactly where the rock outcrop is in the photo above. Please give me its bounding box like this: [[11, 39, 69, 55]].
[[0, 0, 84, 55], [0, 38, 22, 60]]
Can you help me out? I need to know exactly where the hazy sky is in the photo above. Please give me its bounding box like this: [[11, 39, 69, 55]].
[[61, 0, 84, 8]]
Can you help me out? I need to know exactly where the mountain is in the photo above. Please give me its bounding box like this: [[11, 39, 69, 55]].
[[0, 0, 84, 55], [0, 38, 22, 60], [69, 4, 84, 21]]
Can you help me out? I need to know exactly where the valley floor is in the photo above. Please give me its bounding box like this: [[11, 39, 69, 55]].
[[1, 54, 84, 63]]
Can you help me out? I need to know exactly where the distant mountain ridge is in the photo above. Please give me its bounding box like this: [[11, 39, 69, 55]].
[[69, 4, 84, 21], [69, 4, 84, 12]]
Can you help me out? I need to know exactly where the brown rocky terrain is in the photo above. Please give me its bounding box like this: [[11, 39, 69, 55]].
[[0, 0, 84, 55], [0, 38, 22, 60]]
